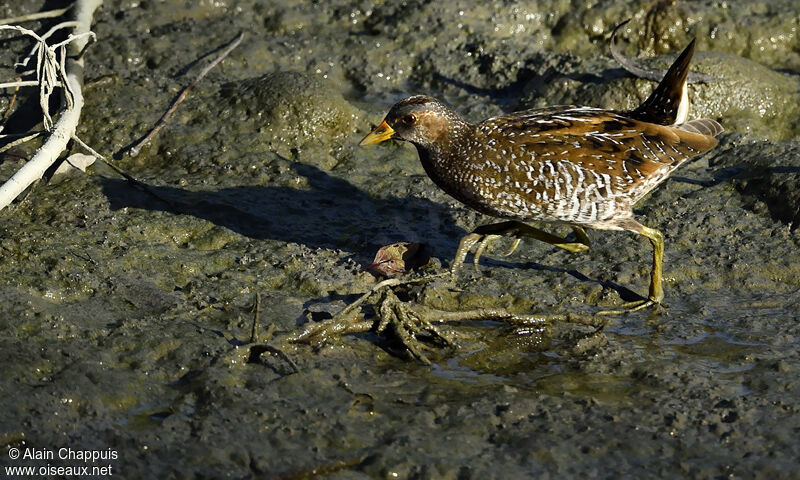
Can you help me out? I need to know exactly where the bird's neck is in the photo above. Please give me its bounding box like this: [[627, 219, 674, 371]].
[[414, 118, 475, 200], [415, 117, 473, 163]]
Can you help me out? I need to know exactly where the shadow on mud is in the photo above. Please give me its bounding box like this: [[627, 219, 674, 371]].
[[100, 162, 466, 254]]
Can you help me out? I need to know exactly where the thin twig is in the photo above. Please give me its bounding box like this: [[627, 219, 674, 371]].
[[71, 135, 179, 209], [252, 344, 299, 374], [0, 131, 45, 138], [250, 293, 261, 343], [127, 31, 244, 157], [247, 293, 297, 373], [0, 132, 43, 155], [0, 80, 41, 90], [39, 21, 81, 43], [610, 19, 715, 84], [0, 6, 73, 26], [0, 76, 21, 124]]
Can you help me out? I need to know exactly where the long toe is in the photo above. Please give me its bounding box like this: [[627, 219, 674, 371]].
[[597, 298, 661, 316]]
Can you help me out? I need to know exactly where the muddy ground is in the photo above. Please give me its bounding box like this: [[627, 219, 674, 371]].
[[1, 0, 799, 478]]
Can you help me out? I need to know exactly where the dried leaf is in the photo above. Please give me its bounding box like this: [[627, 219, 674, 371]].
[[365, 242, 432, 278], [52, 153, 96, 176]]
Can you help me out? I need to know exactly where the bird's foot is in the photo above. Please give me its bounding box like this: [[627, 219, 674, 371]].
[[451, 221, 591, 275], [453, 232, 522, 273], [597, 296, 663, 316]]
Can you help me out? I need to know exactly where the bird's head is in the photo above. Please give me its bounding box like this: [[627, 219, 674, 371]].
[[359, 95, 460, 149]]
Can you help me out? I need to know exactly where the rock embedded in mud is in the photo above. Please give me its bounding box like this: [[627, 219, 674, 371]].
[[221, 70, 361, 156]]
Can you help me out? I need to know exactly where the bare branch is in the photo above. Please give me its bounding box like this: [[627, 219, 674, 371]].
[[0, 0, 102, 212], [0, 80, 44, 89], [0, 6, 73, 26], [127, 31, 244, 157]]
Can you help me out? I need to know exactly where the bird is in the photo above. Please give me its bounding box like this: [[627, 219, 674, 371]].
[[359, 38, 722, 312]]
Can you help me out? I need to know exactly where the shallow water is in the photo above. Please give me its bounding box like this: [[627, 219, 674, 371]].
[[1, 0, 800, 478]]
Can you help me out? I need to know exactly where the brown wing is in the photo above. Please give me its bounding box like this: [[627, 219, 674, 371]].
[[467, 108, 718, 224], [481, 108, 717, 195]]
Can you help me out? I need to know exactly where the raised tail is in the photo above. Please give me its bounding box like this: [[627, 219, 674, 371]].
[[627, 39, 696, 126]]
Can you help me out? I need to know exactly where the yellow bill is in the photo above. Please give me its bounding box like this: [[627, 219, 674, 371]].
[[359, 120, 395, 146]]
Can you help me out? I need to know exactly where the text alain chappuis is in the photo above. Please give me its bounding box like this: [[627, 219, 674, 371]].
[[6, 447, 118, 477]]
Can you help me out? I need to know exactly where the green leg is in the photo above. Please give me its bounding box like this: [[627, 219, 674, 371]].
[[451, 220, 590, 274], [643, 225, 665, 303], [571, 226, 591, 247], [599, 225, 664, 315], [452, 219, 666, 314]]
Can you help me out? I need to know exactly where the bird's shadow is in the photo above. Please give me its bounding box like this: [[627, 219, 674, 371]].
[[101, 162, 466, 257], [480, 255, 644, 303]]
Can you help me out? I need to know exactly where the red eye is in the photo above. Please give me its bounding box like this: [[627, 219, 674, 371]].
[[403, 114, 416, 125]]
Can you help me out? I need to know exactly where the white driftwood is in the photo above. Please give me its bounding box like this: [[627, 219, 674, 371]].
[[0, 6, 73, 26], [0, 0, 102, 212]]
